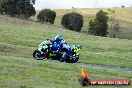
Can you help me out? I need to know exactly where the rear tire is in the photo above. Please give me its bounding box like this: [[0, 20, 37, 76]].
[[65, 53, 79, 63]]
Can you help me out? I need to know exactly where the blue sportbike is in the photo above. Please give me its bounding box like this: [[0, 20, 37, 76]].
[[33, 43, 82, 63]]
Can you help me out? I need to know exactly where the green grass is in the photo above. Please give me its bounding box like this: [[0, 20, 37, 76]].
[[1, 55, 132, 88], [0, 18, 132, 68], [0, 14, 132, 88]]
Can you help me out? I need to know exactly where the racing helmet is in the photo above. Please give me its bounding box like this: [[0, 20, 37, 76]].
[[55, 35, 63, 41]]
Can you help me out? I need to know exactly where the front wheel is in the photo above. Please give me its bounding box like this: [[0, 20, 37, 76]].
[[65, 53, 79, 63], [33, 50, 45, 60]]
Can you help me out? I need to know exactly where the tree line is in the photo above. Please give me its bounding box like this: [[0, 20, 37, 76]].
[[0, 0, 109, 37], [0, 0, 36, 19]]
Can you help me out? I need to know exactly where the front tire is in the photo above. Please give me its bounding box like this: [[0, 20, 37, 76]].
[[33, 50, 44, 60]]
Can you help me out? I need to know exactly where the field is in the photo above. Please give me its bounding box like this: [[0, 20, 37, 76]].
[[55, 8, 132, 29], [54, 8, 132, 39], [33, 8, 132, 39], [0, 8, 132, 88]]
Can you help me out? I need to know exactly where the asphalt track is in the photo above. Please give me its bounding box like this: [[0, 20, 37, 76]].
[[36, 59, 132, 72], [80, 63, 132, 72]]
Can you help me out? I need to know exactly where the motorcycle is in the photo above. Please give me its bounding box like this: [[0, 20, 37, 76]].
[[33, 43, 81, 63]]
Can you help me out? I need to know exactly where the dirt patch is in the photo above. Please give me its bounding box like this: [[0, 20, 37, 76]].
[[0, 44, 17, 55]]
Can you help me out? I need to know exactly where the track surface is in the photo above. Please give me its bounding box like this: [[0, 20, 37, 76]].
[[34, 58, 132, 72]]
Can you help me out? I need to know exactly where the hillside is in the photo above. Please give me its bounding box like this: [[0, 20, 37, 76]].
[[33, 8, 132, 39], [0, 15, 132, 88], [53, 8, 132, 29]]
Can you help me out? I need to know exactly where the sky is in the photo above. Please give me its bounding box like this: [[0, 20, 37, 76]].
[[34, 0, 132, 10]]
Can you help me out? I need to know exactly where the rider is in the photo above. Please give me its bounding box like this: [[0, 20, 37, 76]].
[[60, 45, 82, 62], [51, 35, 69, 54]]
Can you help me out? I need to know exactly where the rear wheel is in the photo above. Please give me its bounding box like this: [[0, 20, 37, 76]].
[[65, 53, 79, 63]]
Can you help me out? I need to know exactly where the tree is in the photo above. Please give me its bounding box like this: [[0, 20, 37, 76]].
[[21, 1, 36, 19], [0, 0, 36, 19], [61, 12, 83, 32], [88, 20, 95, 34], [110, 21, 120, 38], [121, 5, 125, 8], [88, 10, 109, 36], [108, 9, 120, 38], [37, 9, 56, 24], [0, 0, 5, 14]]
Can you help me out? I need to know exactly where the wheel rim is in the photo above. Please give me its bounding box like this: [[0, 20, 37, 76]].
[[70, 54, 78, 60], [35, 52, 43, 60]]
